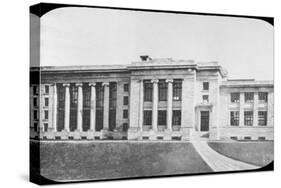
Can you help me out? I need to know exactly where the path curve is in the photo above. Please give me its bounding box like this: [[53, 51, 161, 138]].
[[191, 141, 260, 172]]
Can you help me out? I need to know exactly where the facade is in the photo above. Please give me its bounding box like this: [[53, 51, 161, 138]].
[[30, 57, 273, 141]]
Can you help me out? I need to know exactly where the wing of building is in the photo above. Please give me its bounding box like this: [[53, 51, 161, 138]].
[[30, 56, 274, 141]]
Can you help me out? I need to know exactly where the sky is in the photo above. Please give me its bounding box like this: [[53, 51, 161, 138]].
[[36, 7, 273, 80]]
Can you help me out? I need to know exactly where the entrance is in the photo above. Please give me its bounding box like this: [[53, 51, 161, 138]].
[[200, 111, 209, 131]]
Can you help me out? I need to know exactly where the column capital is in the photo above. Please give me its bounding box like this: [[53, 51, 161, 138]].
[[166, 79, 174, 83], [62, 83, 70, 87], [89, 82, 96, 87], [75, 83, 83, 87], [102, 82, 110, 87], [151, 79, 159, 83], [51, 83, 57, 86]]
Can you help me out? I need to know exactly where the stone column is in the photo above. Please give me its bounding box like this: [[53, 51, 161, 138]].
[[253, 92, 258, 126], [76, 83, 83, 131], [63, 83, 70, 131], [139, 80, 143, 131], [89, 83, 96, 131], [239, 92, 244, 126], [103, 82, 110, 130], [166, 79, 173, 131], [151, 79, 159, 131], [52, 83, 57, 132]]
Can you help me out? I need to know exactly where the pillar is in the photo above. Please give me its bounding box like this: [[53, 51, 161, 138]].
[[139, 80, 143, 131], [76, 83, 83, 131], [63, 83, 70, 131], [151, 79, 158, 131], [52, 83, 57, 132], [103, 82, 110, 130], [166, 79, 173, 131], [89, 83, 96, 131]]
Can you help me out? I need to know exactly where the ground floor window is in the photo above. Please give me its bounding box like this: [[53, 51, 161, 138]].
[[258, 111, 267, 126], [230, 111, 239, 126], [123, 109, 128, 119], [172, 110, 181, 126], [158, 110, 167, 126], [244, 111, 253, 126], [109, 109, 116, 131], [44, 123, 48, 132], [96, 110, 103, 131], [143, 110, 152, 126]]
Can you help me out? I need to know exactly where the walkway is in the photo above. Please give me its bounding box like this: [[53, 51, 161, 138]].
[[191, 141, 259, 172]]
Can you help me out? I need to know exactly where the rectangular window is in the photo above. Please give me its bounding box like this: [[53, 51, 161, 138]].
[[34, 122, 38, 132], [231, 92, 240, 103], [158, 80, 167, 101], [202, 95, 209, 103], [33, 98, 38, 107], [173, 79, 182, 101], [123, 109, 128, 119], [33, 86, 38, 95], [258, 111, 267, 126], [203, 82, 209, 91], [144, 80, 153, 101], [44, 98, 49, 107], [44, 110, 48, 120], [230, 111, 239, 126], [158, 110, 167, 126], [258, 92, 268, 103], [244, 92, 254, 103], [33, 110, 38, 120], [123, 96, 129, 105], [44, 123, 48, 132], [124, 83, 129, 92], [45, 85, 49, 94], [96, 83, 104, 108], [172, 110, 181, 126], [109, 82, 117, 108], [143, 110, 152, 125], [109, 109, 116, 131], [244, 111, 253, 126]]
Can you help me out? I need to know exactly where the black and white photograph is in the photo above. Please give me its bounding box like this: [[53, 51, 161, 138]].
[[28, 2, 275, 184]]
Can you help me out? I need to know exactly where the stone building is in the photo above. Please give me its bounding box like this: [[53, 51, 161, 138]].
[[30, 56, 274, 141]]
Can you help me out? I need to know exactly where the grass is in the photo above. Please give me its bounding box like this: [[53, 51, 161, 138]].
[[31, 141, 212, 181], [208, 141, 274, 167]]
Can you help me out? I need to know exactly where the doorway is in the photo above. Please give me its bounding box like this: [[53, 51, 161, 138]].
[[200, 111, 209, 131]]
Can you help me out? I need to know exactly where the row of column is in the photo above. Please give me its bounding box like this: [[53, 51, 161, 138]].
[[140, 79, 174, 131], [52, 82, 110, 132]]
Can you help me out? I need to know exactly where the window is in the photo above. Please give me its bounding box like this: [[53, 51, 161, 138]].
[[33, 110, 38, 120], [244, 92, 254, 103], [33, 86, 38, 95], [34, 122, 38, 131], [258, 111, 267, 126], [124, 83, 129, 92], [230, 136, 238, 140], [123, 96, 129, 105], [244, 111, 253, 126], [33, 98, 38, 107], [244, 136, 251, 140], [173, 79, 182, 101], [122, 123, 128, 131], [143, 110, 152, 125], [258, 92, 268, 103], [258, 136, 266, 140], [231, 92, 240, 103], [158, 110, 167, 126], [109, 109, 116, 131], [230, 111, 239, 126], [109, 82, 117, 108], [172, 110, 181, 126], [144, 81, 153, 101], [158, 80, 167, 101], [44, 110, 48, 120], [45, 85, 49, 94], [44, 98, 49, 107], [202, 95, 209, 103], [123, 109, 128, 119], [203, 82, 209, 91], [44, 123, 48, 132]]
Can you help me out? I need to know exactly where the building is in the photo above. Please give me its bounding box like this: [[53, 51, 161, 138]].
[[30, 56, 274, 141]]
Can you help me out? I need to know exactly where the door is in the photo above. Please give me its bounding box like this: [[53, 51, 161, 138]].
[[200, 111, 209, 131]]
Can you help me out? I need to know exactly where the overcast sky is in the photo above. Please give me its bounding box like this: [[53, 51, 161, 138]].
[[37, 7, 273, 80]]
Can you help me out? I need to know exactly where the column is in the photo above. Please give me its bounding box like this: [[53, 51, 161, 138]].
[[151, 79, 158, 131], [89, 83, 96, 131], [139, 80, 143, 131], [63, 83, 70, 131], [253, 92, 258, 126], [76, 83, 83, 131], [52, 83, 57, 132], [103, 82, 110, 130], [239, 92, 244, 126], [166, 79, 173, 131]]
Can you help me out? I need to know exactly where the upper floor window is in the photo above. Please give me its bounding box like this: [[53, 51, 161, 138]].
[[33, 86, 38, 95], [123, 109, 128, 119], [33, 98, 38, 107], [258, 92, 268, 103], [203, 82, 209, 91], [144, 80, 153, 102], [202, 95, 209, 103], [44, 98, 49, 107], [109, 82, 117, 108], [230, 111, 239, 126], [44, 85, 49, 94], [244, 92, 254, 103], [123, 96, 128, 105], [231, 92, 240, 103], [258, 111, 267, 126], [244, 111, 253, 126], [158, 80, 167, 101], [44, 110, 49, 120], [33, 110, 38, 120], [124, 83, 129, 92], [173, 79, 182, 101]]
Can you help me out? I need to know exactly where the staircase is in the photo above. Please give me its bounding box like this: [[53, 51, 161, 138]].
[[191, 131, 209, 141]]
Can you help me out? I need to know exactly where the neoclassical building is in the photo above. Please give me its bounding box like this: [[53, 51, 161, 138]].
[[30, 56, 274, 141]]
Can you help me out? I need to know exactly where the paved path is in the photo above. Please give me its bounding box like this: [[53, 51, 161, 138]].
[[191, 141, 259, 172]]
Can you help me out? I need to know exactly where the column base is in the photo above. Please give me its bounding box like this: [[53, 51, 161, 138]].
[[128, 127, 141, 140]]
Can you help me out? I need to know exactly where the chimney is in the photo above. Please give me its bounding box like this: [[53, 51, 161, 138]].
[[140, 55, 152, 61]]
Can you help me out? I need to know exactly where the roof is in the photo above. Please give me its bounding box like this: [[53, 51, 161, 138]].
[[221, 79, 273, 88]]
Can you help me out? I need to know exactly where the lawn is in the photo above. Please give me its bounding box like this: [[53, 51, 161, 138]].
[[30, 141, 212, 182], [208, 141, 274, 167]]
